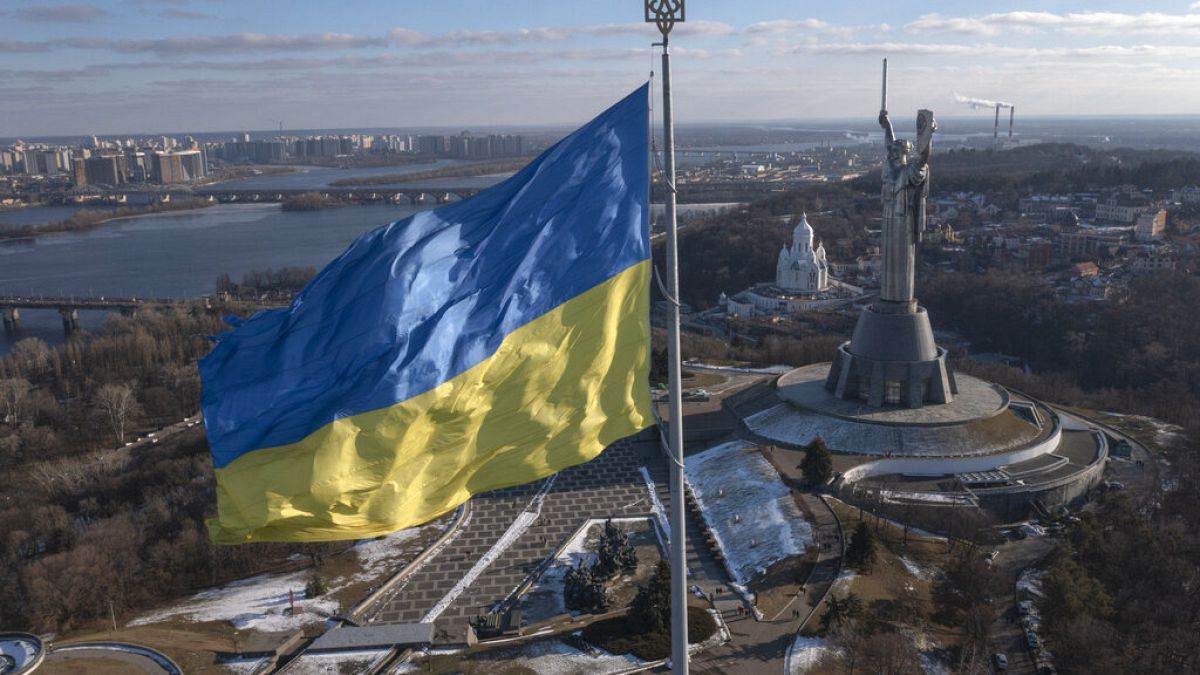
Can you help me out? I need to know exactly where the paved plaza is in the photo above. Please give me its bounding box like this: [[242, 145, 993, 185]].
[[357, 426, 848, 675], [367, 431, 731, 644]]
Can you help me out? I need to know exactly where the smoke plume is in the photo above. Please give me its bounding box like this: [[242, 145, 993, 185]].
[[954, 93, 1013, 109]]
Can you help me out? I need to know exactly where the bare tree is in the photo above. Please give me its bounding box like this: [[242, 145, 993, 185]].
[[0, 378, 32, 427], [10, 338, 53, 378], [94, 383, 140, 445]]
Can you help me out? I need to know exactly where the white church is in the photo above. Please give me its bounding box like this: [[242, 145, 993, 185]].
[[776, 212, 829, 292], [720, 213, 865, 318]]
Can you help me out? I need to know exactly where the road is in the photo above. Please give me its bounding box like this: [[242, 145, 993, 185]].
[[988, 537, 1057, 675]]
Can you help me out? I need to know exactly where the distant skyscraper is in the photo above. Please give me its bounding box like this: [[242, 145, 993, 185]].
[[152, 149, 206, 184], [81, 155, 124, 186]]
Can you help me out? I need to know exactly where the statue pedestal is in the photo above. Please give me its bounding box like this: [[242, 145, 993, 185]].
[[824, 305, 957, 408]]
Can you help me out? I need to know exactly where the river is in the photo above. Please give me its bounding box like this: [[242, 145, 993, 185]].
[[0, 202, 430, 353], [210, 159, 465, 191], [0, 189, 740, 354]]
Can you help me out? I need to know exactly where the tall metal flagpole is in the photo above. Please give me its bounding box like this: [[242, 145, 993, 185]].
[[645, 2, 687, 672]]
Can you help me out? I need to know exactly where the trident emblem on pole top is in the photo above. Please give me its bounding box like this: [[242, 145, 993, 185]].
[[645, 0, 685, 41]]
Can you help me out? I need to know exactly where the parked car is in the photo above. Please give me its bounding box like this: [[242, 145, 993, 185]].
[[1018, 600, 1034, 615], [992, 653, 1009, 670], [1026, 632, 1041, 649]]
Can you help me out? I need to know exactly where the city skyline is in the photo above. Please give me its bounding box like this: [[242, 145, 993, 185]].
[[5, 1, 1200, 135]]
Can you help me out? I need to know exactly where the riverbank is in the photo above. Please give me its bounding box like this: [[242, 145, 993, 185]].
[[330, 157, 529, 186], [199, 164, 299, 186], [0, 199, 215, 242], [280, 192, 352, 212]]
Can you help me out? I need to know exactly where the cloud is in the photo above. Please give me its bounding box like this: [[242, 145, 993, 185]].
[[576, 20, 736, 38], [69, 32, 388, 55], [0, 20, 734, 56], [158, 9, 215, 20], [0, 40, 50, 53], [0, 46, 699, 83], [781, 41, 1200, 60], [385, 28, 432, 47], [10, 3, 108, 23], [906, 11, 1200, 36], [386, 20, 735, 47], [745, 19, 872, 39], [430, 27, 572, 46]]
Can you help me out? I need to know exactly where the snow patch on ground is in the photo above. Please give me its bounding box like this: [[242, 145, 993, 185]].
[[132, 521, 443, 632], [899, 556, 936, 581], [685, 441, 813, 585], [421, 475, 556, 623], [786, 636, 843, 674], [920, 651, 952, 675], [639, 466, 670, 542], [832, 568, 859, 595], [284, 649, 390, 674], [129, 569, 339, 631], [1102, 413, 1184, 448], [477, 638, 643, 674], [1017, 568, 1045, 598], [881, 490, 975, 505], [349, 526, 426, 582], [684, 360, 793, 375], [218, 657, 267, 673]]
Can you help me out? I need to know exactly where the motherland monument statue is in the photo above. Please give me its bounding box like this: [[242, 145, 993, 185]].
[[824, 59, 957, 408], [878, 106, 935, 311]]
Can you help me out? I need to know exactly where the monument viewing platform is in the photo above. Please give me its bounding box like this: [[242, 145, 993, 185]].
[[717, 100, 1107, 526]]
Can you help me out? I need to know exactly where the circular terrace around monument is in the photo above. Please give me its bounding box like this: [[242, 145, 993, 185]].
[[777, 362, 1009, 427]]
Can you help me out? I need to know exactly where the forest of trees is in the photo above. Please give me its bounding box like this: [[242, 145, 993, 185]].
[[0, 300, 343, 633], [922, 270, 1200, 434], [654, 182, 870, 309], [215, 266, 317, 301], [1037, 447, 1200, 673]]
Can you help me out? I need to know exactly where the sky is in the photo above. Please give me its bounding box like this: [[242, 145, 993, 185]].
[[4, 1, 1200, 136]]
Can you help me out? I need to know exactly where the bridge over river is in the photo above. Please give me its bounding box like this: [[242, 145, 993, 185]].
[[1, 295, 179, 335], [188, 185, 484, 205]]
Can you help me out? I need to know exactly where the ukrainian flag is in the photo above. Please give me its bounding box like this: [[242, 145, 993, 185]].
[[200, 85, 653, 544]]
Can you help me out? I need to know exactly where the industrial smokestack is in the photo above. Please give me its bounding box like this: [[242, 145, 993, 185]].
[[994, 105, 1000, 142], [1009, 106, 1015, 139]]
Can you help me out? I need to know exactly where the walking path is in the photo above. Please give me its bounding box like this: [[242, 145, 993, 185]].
[[688, 491, 842, 675]]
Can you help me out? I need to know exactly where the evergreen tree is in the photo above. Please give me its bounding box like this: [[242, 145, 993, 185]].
[[564, 561, 608, 613], [821, 592, 864, 630], [800, 437, 834, 486], [845, 520, 878, 573], [594, 518, 638, 580], [630, 560, 672, 633], [305, 575, 326, 598]]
